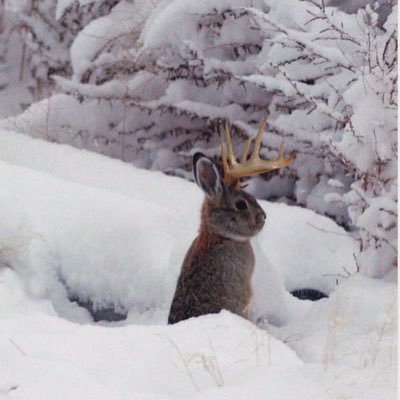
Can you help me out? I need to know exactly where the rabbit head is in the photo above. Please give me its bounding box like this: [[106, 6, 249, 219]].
[[193, 153, 266, 242]]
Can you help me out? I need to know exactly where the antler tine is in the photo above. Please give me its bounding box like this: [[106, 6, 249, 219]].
[[240, 136, 252, 163], [221, 135, 229, 177], [250, 116, 268, 161], [224, 122, 237, 167], [278, 139, 295, 164]]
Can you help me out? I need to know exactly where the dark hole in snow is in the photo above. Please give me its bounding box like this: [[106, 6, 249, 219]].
[[300, 78, 315, 85], [290, 288, 327, 301], [69, 296, 127, 322]]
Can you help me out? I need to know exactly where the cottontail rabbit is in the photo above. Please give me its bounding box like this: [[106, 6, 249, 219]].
[[168, 119, 294, 324]]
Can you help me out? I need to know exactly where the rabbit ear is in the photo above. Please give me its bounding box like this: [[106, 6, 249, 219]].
[[193, 153, 224, 199]]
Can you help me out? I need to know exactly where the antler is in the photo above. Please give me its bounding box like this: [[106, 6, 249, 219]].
[[221, 117, 295, 186]]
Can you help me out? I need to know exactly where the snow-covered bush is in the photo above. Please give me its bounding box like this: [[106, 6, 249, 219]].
[[243, 1, 397, 276], [334, 7, 397, 277], [0, 0, 123, 113], [1, 0, 160, 160], [54, 0, 271, 173]]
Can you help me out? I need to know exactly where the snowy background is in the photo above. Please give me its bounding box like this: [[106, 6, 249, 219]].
[[0, 0, 397, 399]]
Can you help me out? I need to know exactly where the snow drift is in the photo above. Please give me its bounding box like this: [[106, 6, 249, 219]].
[[0, 130, 396, 399]]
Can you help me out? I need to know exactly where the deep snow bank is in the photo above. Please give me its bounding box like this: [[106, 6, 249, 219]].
[[0, 267, 396, 400], [0, 130, 358, 325], [0, 130, 396, 380]]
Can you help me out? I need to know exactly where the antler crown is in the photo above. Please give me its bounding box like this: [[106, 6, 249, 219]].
[[221, 117, 295, 186]]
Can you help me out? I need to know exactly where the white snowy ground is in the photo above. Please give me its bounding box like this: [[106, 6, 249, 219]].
[[0, 130, 397, 399]]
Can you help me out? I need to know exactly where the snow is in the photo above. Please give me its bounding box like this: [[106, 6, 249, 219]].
[[70, 1, 154, 79], [55, 0, 75, 20], [3, 2, 396, 283], [272, 274, 397, 365], [141, 0, 265, 48], [55, 0, 97, 20], [239, 75, 297, 97], [0, 129, 396, 399], [340, 77, 395, 172], [0, 0, 396, 396], [0, 17, 34, 119], [0, 270, 396, 400], [0, 129, 358, 321]]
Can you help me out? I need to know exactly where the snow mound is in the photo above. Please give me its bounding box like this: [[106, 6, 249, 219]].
[[272, 274, 397, 366], [0, 131, 396, 399], [1, 268, 302, 398], [0, 130, 358, 326], [0, 267, 396, 400]]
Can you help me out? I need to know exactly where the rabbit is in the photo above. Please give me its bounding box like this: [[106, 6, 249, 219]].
[[168, 152, 266, 324]]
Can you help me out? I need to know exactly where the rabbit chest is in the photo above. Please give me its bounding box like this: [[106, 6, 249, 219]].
[[212, 238, 255, 290], [177, 234, 255, 318]]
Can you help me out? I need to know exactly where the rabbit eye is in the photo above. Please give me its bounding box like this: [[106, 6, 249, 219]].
[[235, 200, 248, 211]]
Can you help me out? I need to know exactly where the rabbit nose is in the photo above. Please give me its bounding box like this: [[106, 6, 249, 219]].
[[256, 210, 266, 225]]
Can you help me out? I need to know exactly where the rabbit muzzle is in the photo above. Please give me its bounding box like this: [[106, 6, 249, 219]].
[[255, 209, 266, 230]]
